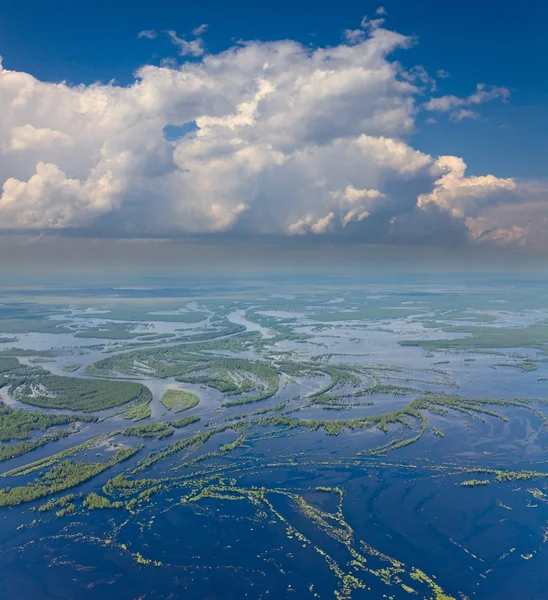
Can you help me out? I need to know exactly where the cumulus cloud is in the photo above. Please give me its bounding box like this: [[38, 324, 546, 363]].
[[289, 212, 335, 235], [331, 185, 386, 226], [0, 25, 544, 247], [465, 190, 548, 249], [418, 156, 516, 218], [0, 159, 127, 228], [425, 83, 510, 120], [7, 125, 73, 151]]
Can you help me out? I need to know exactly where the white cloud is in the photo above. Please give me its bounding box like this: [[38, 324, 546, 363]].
[[468, 83, 510, 105], [166, 30, 206, 57], [376, 6, 387, 15], [7, 125, 73, 151], [311, 212, 335, 234], [0, 160, 127, 228], [331, 185, 386, 226], [344, 29, 367, 44], [464, 188, 548, 249], [138, 30, 157, 40], [425, 83, 510, 121], [347, 12, 388, 44], [288, 212, 335, 234], [436, 69, 450, 79], [191, 24, 208, 36], [334, 185, 385, 203], [425, 95, 462, 112], [450, 108, 478, 121], [418, 156, 516, 218], [0, 26, 542, 247], [359, 15, 386, 31]]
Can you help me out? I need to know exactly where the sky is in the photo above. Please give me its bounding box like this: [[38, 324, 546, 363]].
[[0, 0, 547, 272]]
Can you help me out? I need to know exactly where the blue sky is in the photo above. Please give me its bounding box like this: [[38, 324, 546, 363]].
[[1, 0, 545, 179], [0, 0, 546, 256]]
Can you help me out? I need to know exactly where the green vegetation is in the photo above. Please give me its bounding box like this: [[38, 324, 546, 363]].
[[0, 445, 140, 507], [0, 404, 95, 441], [28, 358, 56, 364], [16, 376, 151, 412], [227, 401, 287, 421], [256, 407, 422, 439], [0, 404, 97, 462], [461, 480, 490, 487], [83, 492, 123, 509], [61, 364, 82, 373], [494, 361, 538, 372], [5, 291, 548, 600], [0, 358, 152, 412], [84, 308, 207, 323], [38, 494, 75, 512], [0, 357, 39, 375], [124, 422, 173, 439], [459, 467, 548, 483], [311, 307, 423, 322], [124, 402, 152, 421], [308, 367, 361, 398], [75, 329, 143, 340], [136, 333, 176, 341], [0, 349, 56, 358], [174, 357, 278, 402], [84, 332, 258, 379], [56, 503, 76, 518], [0, 430, 75, 462], [243, 308, 310, 344], [255, 392, 546, 460], [0, 319, 70, 335], [162, 476, 457, 600], [160, 389, 199, 412], [1, 434, 115, 478], [73, 320, 156, 339], [171, 415, 200, 428], [132, 426, 230, 473], [400, 321, 548, 352]]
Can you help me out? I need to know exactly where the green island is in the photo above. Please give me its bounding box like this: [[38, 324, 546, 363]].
[[0, 404, 95, 441], [400, 321, 548, 352], [0, 404, 97, 461], [124, 401, 152, 421], [160, 389, 200, 412], [0, 445, 140, 507], [0, 357, 152, 411], [171, 415, 200, 428], [124, 422, 174, 439], [61, 364, 82, 373], [83, 492, 123, 509]]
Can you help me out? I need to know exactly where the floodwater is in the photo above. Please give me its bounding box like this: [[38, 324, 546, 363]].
[[1, 282, 548, 599]]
